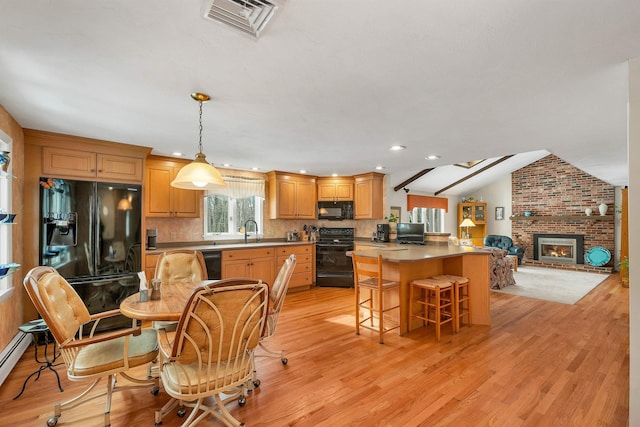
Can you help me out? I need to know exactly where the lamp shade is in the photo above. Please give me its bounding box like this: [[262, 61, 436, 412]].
[[170, 152, 227, 190], [459, 218, 476, 228]]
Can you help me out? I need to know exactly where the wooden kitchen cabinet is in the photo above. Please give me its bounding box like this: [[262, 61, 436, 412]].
[[222, 247, 275, 285], [457, 201, 487, 246], [144, 253, 160, 280], [317, 177, 354, 201], [354, 172, 384, 219], [145, 156, 200, 218], [275, 244, 314, 290], [267, 171, 317, 219], [42, 146, 143, 182]]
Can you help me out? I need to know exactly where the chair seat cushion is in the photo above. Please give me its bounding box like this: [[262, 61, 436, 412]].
[[162, 357, 253, 395], [358, 277, 399, 289], [431, 274, 469, 284], [71, 329, 158, 377], [411, 278, 452, 289]]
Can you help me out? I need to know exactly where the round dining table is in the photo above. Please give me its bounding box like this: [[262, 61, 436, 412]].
[[119, 280, 218, 321]]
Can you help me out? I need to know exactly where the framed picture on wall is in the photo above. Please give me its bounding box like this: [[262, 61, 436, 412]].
[[495, 206, 505, 220]]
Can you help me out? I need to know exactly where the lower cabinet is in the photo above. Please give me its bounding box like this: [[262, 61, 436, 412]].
[[222, 247, 276, 286], [145, 254, 159, 280], [275, 244, 314, 290]]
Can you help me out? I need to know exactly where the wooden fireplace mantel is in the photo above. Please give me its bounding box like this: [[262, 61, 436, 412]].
[[510, 215, 614, 221]]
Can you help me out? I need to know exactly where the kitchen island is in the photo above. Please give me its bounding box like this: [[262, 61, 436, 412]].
[[349, 244, 493, 335]]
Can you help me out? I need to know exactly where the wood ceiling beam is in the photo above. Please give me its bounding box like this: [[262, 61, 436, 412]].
[[393, 168, 434, 192], [434, 155, 514, 196]]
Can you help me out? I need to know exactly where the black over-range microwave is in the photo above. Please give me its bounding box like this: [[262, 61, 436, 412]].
[[317, 201, 354, 220]]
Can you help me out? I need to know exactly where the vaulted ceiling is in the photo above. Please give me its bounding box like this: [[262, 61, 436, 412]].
[[1, 1, 638, 195]]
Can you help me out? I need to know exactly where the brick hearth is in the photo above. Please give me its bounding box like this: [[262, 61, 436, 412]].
[[511, 154, 615, 273]]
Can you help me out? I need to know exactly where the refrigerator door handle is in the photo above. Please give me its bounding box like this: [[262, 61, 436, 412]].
[[89, 192, 99, 275]]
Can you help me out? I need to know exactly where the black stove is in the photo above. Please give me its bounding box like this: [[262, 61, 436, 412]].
[[316, 227, 354, 287]]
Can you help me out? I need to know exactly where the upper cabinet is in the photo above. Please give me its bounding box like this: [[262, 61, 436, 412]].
[[317, 177, 354, 201], [145, 157, 200, 218], [26, 129, 150, 185], [354, 172, 384, 219], [42, 147, 143, 182], [267, 171, 317, 219]]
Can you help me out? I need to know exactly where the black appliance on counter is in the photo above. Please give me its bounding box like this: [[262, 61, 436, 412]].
[[316, 227, 354, 287], [317, 201, 354, 221], [375, 223, 390, 242], [39, 178, 142, 331], [396, 222, 426, 245]]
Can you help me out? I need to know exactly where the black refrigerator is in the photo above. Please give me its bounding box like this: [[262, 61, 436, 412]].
[[39, 177, 142, 330]]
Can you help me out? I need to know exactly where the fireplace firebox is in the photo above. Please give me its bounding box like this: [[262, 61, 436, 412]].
[[533, 234, 584, 265]]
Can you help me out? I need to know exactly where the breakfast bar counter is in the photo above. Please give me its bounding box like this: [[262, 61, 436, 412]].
[[349, 244, 492, 334]]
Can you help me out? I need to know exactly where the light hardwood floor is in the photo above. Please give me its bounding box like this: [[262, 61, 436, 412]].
[[0, 273, 629, 426]]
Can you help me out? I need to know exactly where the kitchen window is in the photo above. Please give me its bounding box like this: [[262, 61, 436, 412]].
[[409, 207, 445, 233], [203, 176, 265, 240]]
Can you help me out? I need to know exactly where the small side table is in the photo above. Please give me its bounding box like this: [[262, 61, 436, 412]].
[[13, 319, 64, 400], [506, 255, 518, 271]]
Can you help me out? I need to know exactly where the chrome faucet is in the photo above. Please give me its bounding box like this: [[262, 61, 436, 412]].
[[244, 219, 259, 244]]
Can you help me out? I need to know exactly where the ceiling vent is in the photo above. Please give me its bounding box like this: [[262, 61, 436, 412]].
[[203, 0, 281, 38]]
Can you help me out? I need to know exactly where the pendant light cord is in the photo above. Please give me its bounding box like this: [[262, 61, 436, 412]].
[[198, 101, 204, 154]]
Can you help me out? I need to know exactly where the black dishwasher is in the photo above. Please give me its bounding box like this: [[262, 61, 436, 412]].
[[202, 251, 222, 280]]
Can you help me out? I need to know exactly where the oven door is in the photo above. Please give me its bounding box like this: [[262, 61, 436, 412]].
[[316, 243, 354, 287]]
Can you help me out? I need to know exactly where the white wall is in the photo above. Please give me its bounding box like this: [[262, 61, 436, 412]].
[[628, 57, 639, 425], [476, 174, 513, 237]]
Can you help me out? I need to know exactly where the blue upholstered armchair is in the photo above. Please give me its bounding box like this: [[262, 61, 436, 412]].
[[483, 235, 525, 265]]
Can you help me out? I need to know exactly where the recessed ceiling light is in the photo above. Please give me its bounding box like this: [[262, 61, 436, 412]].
[[251, 167, 260, 171], [299, 170, 307, 174], [331, 173, 338, 177], [172, 152, 183, 156], [222, 163, 231, 167], [375, 165, 385, 170], [426, 155, 440, 160], [389, 145, 406, 151]]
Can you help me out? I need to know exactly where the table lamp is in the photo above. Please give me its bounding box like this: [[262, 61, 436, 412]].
[[459, 218, 476, 239]]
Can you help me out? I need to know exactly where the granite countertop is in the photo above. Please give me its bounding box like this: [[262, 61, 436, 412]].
[[349, 242, 491, 262], [146, 240, 315, 255]]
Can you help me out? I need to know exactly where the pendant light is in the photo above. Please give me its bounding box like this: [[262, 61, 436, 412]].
[[170, 92, 227, 190]]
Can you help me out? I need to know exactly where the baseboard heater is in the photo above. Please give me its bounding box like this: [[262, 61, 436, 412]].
[[0, 331, 32, 387]]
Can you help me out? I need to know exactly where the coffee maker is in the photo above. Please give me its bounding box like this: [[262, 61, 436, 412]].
[[146, 228, 158, 249], [376, 223, 390, 242]]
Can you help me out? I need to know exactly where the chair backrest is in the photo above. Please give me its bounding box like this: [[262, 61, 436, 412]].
[[484, 235, 514, 250], [264, 254, 296, 337], [166, 279, 268, 391], [353, 254, 383, 288], [154, 250, 207, 284], [23, 266, 91, 345], [271, 254, 296, 307]]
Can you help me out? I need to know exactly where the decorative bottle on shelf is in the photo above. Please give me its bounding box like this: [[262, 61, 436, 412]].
[[585, 208, 592, 216], [598, 203, 608, 216]]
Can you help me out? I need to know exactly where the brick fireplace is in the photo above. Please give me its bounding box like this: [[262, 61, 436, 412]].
[[511, 154, 614, 273]]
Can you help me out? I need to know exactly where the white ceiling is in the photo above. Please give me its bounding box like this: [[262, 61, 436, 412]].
[[1, 1, 638, 195]]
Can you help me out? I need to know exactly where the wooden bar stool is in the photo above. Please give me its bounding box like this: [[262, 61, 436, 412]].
[[433, 274, 471, 332], [409, 278, 454, 342], [353, 254, 400, 344]]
